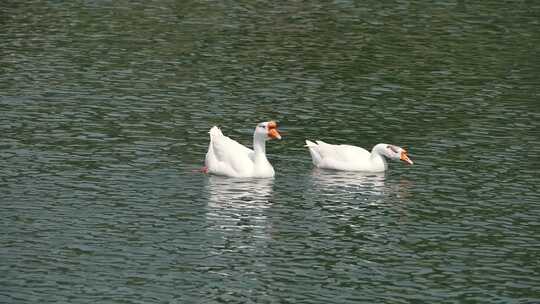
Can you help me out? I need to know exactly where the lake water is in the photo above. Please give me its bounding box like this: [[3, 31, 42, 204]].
[[1, 1, 540, 303]]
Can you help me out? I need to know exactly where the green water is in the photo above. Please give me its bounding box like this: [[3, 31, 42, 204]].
[[1, 1, 540, 303]]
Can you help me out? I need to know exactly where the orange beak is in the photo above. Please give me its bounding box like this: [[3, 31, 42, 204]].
[[267, 121, 281, 140], [400, 150, 413, 165]]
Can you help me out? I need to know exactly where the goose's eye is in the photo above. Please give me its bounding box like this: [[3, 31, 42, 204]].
[[259, 125, 265, 129], [387, 145, 399, 153]]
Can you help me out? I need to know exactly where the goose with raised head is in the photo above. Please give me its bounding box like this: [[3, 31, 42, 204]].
[[204, 121, 281, 178], [305, 140, 413, 172]]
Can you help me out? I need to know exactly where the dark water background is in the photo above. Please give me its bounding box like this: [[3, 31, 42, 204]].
[[1, 1, 540, 303]]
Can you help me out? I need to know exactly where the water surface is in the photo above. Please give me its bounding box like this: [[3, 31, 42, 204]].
[[1, 1, 540, 303]]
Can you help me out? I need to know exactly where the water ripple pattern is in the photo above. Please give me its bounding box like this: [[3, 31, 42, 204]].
[[1, 1, 540, 303]]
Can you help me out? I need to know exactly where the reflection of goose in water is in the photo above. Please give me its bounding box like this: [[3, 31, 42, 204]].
[[205, 176, 274, 234], [309, 169, 386, 196], [201, 177, 274, 280], [306, 169, 412, 236]]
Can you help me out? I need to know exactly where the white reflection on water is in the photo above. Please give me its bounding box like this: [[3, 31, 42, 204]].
[[306, 169, 412, 239], [309, 169, 387, 196], [205, 176, 274, 235]]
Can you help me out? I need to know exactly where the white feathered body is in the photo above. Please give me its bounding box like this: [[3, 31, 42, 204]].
[[205, 126, 275, 178], [305, 140, 388, 172]]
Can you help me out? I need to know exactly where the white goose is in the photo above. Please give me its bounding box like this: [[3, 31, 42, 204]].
[[204, 121, 281, 178], [305, 140, 413, 172]]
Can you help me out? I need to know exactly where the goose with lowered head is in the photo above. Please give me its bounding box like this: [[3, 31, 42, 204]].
[[305, 140, 413, 172], [204, 121, 281, 178]]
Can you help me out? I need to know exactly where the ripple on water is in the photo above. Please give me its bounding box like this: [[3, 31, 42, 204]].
[[2, 0, 540, 303]]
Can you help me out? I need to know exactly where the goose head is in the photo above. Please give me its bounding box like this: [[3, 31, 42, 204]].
[[255, 121, 281, 141], [384, 145, 413, 165]]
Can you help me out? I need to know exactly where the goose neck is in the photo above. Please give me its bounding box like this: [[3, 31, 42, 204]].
[[370, 144, 388, 167], [253, 134, 267, 157]]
